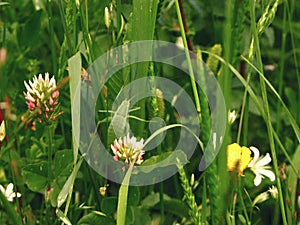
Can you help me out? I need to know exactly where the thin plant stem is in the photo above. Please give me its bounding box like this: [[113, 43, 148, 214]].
[[46, 125, 53, 225], [237, 177, 250, 225], [57, 0, 72, 56], [249, 1, 288, 224], [4, 121, 22, 219], [276, 3, 287, 133], [0, 189, 23, 225], [174, 0, 201, 114], [47, 0, 57, 74], [217, 0, 234, 221], [79, 2, 95, 63], [149, 62, 165, 223], [8, 151, 22, 220], [285, 0, 300, 123], [201, 176, 207, 224], [87, 166, 101, 210], [47, 125, 53, 185]]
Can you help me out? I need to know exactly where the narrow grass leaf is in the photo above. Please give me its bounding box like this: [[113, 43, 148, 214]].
[[68, 52, 82, 163]]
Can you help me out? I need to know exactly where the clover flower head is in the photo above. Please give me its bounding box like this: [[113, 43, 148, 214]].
[[111, 133, 145, 165], [0, 183, 21, 202], [23, 73, 62, 128], [248, 146, 275, 186], [227, 143, 252, 176]]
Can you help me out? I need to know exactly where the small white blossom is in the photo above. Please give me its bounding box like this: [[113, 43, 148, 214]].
[[252, 191, 269, 206], [111, 133, 145, 165], [0, 121, 5, 142], [0, 183, 21, 202], [248, 146, 275, 186], [228, 110, 237, 125], [268, 185, 278, 199]]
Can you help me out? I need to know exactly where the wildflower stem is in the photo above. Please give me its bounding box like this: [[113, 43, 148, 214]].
[[276, 3, 287, 134], [174, 0, 201, 114], [46, 0, 57, 74], [5, 121, 22, 219], [8, 152, 22, 220], [0, 190, 22, 225], [149, 63, 165, 223], [46, 125, 53, 225], [249, 1, 288, 224], [47, 125, 53, 185], [79, 1, 95, 63], [237, 177, 250, 224]]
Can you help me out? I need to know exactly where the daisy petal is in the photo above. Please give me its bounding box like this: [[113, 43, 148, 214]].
[[255, 153, 272, 167], [257, 169, 276, 182], [254, 174, 263, 186]]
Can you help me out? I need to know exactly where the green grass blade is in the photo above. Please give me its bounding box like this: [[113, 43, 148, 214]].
[[116, 164, 134, 225], [241, 55, 300, 143], [68, 52, 82, 163]]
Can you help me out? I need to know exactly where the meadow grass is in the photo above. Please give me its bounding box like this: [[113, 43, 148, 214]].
[[0, 0, 299, 225]]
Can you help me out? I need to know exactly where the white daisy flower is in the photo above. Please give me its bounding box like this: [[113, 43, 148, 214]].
[[0, 183, 21, 202], [248, 146, 275, 186]]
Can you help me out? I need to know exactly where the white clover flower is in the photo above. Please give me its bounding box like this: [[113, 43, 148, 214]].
[[23, 73, 62, 128], [0, 121, 5, 142], [111, 133, 145, 165], [228, 110, 237, 125], [248, 146, 275, 186], [0, 183, 21, 202]]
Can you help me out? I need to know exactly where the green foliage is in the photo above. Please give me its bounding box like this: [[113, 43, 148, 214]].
[[0, 0, 299, 224]]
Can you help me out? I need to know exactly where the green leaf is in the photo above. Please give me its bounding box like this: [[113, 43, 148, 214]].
[[0, 2, 9, 7], [157, 198, 190, 219], [127, 186, 140, 206], [101, 196, 118, 215], [131, 206, 151, 225], [68, 52, 82, 163], [125, 0, 159, 135], [56, 209, 72, 225], [107, 99, 130, 145], [17, 10, 42, 49], [77, 212, 114, 225], [53, 150, 74, 178], [140, 150, 188, 174], [57, 158, 82, 208], [22, 162, 48, 193], [286, 144, 300, 225], [50, 149, 74, 207], [141, 193, 160, 208]]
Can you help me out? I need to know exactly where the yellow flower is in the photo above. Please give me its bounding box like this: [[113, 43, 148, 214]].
[[227, 143, 252, 175]]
